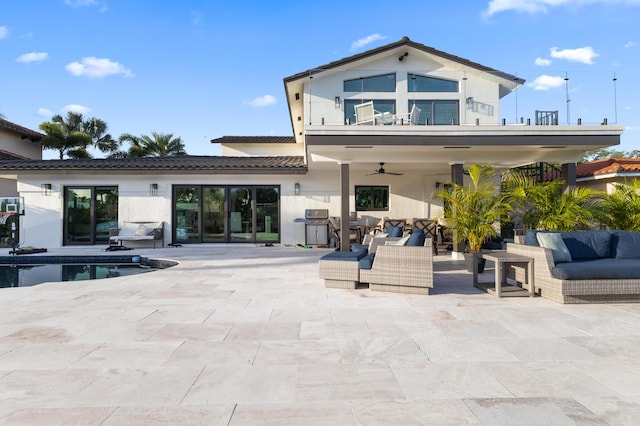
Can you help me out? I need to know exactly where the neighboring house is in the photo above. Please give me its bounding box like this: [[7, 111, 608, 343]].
[[0, 119, 43, 197], [577, 158, 640, 193], [0, 37, 624, 250]]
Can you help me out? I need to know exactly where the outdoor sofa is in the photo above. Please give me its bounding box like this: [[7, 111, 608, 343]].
[[507, 229, 640, 304], [319, 227, 434, 295], [109, 221, 164, 249]]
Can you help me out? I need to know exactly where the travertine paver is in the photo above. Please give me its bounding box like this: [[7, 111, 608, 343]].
[[0, 245, 640, 424]]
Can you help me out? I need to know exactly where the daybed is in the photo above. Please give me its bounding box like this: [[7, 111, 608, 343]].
[[319, 228, 433, 295], [507, 230, 640, 304], [109, 221, 164, 249]]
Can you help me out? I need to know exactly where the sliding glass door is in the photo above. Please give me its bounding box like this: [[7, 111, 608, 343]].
[[64, 186, 118, 245], [173, 185, 279, 244]]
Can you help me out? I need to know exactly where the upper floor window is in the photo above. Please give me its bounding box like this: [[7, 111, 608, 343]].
[[409, 100, 459, 125], [344, 100, 396, 125], [344, 73, 396, 92], [408, 73, 458, 93]]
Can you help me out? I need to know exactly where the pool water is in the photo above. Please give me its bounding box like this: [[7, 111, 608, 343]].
[[0, 263, 155, 288]]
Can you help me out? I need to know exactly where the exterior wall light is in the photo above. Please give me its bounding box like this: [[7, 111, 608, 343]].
[[335, 96, 341, 109], [150, 183, 158, 196], [41, 183, 52, 196], [294, 182, 300, 195]]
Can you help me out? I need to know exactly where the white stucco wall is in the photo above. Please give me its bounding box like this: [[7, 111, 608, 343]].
[[303, 53, 503, 127], [0, 131, 42, 160], [15, 167, 447, 248]]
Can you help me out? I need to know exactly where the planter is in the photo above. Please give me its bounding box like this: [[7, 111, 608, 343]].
[[464, 252, 486, 273]]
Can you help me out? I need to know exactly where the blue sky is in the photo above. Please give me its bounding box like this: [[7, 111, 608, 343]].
[[1, 0, 639, 159]]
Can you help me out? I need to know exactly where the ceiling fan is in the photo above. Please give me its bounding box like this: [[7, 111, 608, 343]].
[[367, 162, 403, 176]]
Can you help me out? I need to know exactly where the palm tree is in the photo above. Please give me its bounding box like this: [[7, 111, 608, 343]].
[[596, 180, 640, 231], [435, 164, 510, 253], [83, 117, 121, 157], [39, 112, 92, 159], [120, 132, 187, 157], [503, 171, 602, 231]]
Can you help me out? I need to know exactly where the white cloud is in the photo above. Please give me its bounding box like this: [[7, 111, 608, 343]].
[[37, 108, 53, 117], [62, 104, 91, 115], [246, 95, 277, 107], [550, 46, 598, 64], [0, 26, 8, 39], [16, 52, 48, 63], [527, 74, 566, 90], [350, 34, 387, 51], [65, 0, 108, 12], [65, 57, 133, 78], [484, 0, 640, 17], [625, 41, 637, 48], [535, 57, 552, 66]]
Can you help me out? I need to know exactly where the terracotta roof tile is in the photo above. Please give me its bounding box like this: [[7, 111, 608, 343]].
[[0, 155, 306, 174], [577, 158, 640, 178], [0, 119, 43, 141], [211, 136, 296, 144]]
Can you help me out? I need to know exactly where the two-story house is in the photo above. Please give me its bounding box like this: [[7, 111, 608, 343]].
[[0, 37, 624, 250]]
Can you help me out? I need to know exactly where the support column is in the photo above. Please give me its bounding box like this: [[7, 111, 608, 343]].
[[451, 163, 465, 253], [561, 163, 576, 192], [340, 163, 350, 252]]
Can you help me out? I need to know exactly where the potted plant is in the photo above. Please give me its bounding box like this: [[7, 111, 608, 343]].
[[435, 164, 510, 272]]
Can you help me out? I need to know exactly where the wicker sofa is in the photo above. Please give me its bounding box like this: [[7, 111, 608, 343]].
[[507, 230, 640, 304], [319, 230, 433, 295]]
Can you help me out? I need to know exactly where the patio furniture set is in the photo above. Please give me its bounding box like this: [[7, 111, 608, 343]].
[[320, 226, 640, 304]]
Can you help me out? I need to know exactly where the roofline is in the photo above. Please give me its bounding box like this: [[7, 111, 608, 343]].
[[283, 37, 525, 85], [0, 118, 44, 142]]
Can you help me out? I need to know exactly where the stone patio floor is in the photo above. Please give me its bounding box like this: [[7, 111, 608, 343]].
[[1, 244, 639, 425]]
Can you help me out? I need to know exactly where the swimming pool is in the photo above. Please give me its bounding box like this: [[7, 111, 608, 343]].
[[0, 255, 177, 287]]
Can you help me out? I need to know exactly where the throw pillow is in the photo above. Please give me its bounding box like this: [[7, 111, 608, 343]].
[[386, 225, 403, 238], [134, 224, 153, 236], [394, 235, 411, 246], [406, 228, 426, 246], [374, 232, 388, 238], [536, 232, 572, 263]]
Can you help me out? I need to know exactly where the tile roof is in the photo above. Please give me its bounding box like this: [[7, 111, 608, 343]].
[[0, 119, 44, 141], [0, 149, 31, 161], [0, 155, 307, 174], [577, 158, 640, 178], [211, 136, 296, 144], [283, 36, 525, 85]]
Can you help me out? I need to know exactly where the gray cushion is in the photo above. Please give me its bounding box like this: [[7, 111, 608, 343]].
[[613, 231, 640, 259], [524, 230, 540, 246], [386, 225, 403, 238], [552, 258, 640, 280], [406, 228, 426, 246], [536, 232, 572, 263], [321, 251, 366, 261], [358, 253, 376, 270], [560, 231, 613, 260]]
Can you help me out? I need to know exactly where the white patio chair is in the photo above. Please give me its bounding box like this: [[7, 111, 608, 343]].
[[354, 101, 375, 125]]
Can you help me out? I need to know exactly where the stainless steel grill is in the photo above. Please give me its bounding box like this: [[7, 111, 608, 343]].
[[304, 209, 329, 246]]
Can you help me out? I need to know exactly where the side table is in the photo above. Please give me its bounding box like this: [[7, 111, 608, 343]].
[[473, 251, 535, 297]]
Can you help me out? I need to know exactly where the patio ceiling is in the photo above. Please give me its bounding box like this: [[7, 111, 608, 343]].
[[305, 124, 624, 171]]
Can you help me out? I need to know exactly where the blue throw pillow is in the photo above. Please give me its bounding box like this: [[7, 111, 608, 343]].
[[405, 228, 426, 246], [524, 230, 540, 246], [613, 231, 640, 259], [561, 230, 613, 260], [386, 225, 403, 238], [536, 232, 572, 263]]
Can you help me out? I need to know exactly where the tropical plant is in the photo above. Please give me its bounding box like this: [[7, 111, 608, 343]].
[[434, 164, 510, 252], [503, 170, 602, 231], [82, 117, 121, 157], [119, 132, 187, 157], [39, 112, 92, 159], [595, 179, 640, 231]]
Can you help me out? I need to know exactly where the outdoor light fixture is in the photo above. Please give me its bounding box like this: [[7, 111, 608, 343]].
[[398, 52, 408, 61], [294, 182, 300, 195], [150, 183, 158, 196], [41, 183, 52, 196], [334, 96, 341, 109]]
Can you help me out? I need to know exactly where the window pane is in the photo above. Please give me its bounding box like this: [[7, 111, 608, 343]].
[[410, 100, 459, 125], [408, 73, 458, 92], [345, 100, 396, 125], [355, 186, 389, 211], [175, 186, 200, 242], [344, 73, 396, 92], [256, 187, 279, 242], [202, 187, 225, 242]]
